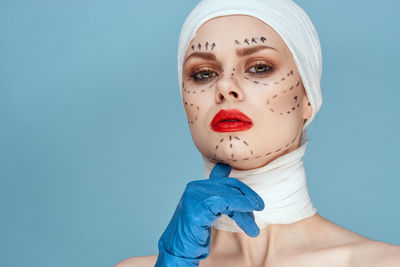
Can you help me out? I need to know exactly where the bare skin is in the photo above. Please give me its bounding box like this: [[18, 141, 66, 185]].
[[115, 215, 400, 266], [114, 15, 400, 267]]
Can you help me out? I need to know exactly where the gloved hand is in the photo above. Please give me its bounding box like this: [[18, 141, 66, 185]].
[[154, 163, 265, 267]]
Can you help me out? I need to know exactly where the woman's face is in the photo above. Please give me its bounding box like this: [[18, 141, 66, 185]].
[[182, 15, 312, 170]]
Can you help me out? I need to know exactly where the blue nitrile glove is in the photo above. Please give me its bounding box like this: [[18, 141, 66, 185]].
[[154, 163, 265, 267]]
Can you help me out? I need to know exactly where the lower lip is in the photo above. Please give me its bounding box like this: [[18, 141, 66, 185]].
[[211, 121, 253, 132]]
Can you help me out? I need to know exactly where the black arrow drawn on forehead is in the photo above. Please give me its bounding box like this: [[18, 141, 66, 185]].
[[211, 42, 216, 50], [205, 41, 209, 50], [251, 38, 257, 44], [260, 36, 267, 43]]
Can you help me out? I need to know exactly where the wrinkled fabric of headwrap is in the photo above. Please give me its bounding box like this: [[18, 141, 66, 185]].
[[177, 0, 323, 232]]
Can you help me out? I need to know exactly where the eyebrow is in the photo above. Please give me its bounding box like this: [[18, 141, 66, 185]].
[[184, 45, 278, 62]]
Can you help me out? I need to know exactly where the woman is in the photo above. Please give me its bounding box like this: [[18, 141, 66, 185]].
[[115, 0, 400, 266]]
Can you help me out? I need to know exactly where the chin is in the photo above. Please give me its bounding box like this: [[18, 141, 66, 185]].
[[202, 147, 269, 171], [223, 157, 270, 171]]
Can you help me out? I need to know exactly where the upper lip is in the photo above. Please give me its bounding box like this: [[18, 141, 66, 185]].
[[210, 109, 253, 126]]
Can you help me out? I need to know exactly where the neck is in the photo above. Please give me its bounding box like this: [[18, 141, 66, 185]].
[[208, 213, 321, 265], [203, 130, 317, 232]]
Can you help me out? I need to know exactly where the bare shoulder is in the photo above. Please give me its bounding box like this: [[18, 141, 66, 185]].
[[350, 239, 400, 267], [299, 214, 400, 266], [113, 254, 158, 267]]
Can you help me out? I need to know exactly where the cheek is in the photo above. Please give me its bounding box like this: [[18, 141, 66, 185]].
[[243, 69, 302, 117], [266, 79, 302, 116], [183, 101, 200, 126], [182, 81, 210, 127]]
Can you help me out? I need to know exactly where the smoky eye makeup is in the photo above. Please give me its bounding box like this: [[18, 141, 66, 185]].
[[184, 57, 278, 84], [186, 65, 220, 84], [245, 61, 275, 76]]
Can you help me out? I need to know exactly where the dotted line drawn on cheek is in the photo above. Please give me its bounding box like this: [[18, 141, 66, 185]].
[[183, 101, 200, 126], [243, 70, 294, 86], [267, 80, 301, 115]]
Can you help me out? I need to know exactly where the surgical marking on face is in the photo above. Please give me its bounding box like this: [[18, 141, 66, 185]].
[[207, 128, 301, 163], [183, 76, 218, 95], [234, 36, 268, 46], [184, 101, 200, 126], [191, 41, 216, 51], [244, 70, 294, 86], [266, 80, 302, 115], [230, 68, 235, 79]]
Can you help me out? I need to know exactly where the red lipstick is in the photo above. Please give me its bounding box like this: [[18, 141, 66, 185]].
[[210, 109, 253, 132]]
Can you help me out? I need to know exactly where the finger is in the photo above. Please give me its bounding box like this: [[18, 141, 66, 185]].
[[209, 163, 232, 179], [212, 177, 265, 211], [229, 211, 260, 237], [205, 195, 259, 217]]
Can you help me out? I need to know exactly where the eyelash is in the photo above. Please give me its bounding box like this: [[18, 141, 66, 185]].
[[189, 62, 274, 83]]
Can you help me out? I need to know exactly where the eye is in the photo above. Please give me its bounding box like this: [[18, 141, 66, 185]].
[[246, 63, 274, 75], [190, 68, 218, 83]]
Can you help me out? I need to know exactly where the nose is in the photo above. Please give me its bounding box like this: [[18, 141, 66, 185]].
[[215, 76, 244, 104]]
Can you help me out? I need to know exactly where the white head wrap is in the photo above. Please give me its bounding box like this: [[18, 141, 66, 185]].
[[177, 0, 322, 131], [177, 0, 322, 232]]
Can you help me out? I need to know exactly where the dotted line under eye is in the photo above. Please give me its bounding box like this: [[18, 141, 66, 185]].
[[244, 70, 294, 86], [183, 74, 220, 95], [182, 69, 294, 95]]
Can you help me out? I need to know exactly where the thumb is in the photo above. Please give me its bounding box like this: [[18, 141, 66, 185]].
[[209, 163, 232, 179]]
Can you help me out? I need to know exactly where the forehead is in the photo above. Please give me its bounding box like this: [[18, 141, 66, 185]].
[[185, 15, 286, 56]]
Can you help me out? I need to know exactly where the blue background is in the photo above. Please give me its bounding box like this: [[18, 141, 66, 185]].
[[1, 0, 399, 266]]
